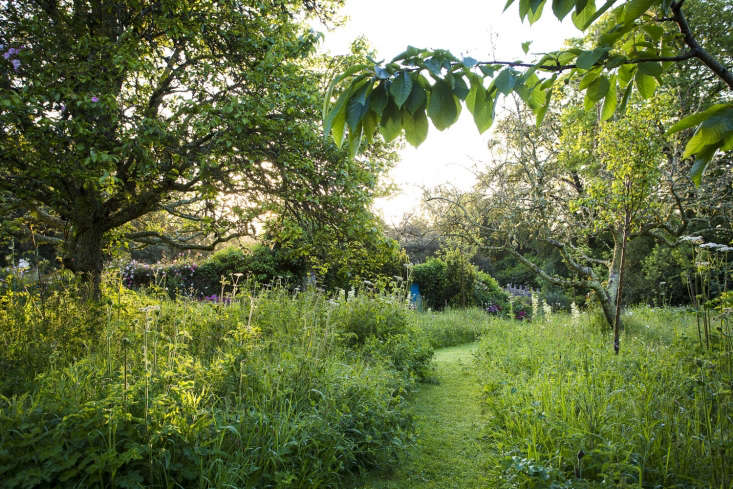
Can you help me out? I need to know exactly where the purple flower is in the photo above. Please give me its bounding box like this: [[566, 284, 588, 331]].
[[11, 59, 20, 71], [90, 96, 99, 103], [3, 51, 11, 60]]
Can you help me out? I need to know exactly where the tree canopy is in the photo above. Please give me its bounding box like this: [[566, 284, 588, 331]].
[[0, 0, 398, 295]]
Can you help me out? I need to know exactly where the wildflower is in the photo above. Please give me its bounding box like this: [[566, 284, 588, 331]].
[[11, 59, 20, 70], [570, 302, 581, 324], [91, 96, 99, 103], [3, 48, 16, 59], [680, 235, 704, 244]]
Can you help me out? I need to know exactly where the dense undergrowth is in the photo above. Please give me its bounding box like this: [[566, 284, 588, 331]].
[[477, 307, 733, 489], [3, 273, 732, 489], [0, 278, 431, 489]]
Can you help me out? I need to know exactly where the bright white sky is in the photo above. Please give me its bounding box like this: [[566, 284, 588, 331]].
[[319, 1, 583, 224]]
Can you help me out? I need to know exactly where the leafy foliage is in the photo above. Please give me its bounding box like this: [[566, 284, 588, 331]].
[[1, 0, 396, 295], [325, 0, 732, 182], [0, 284, 427, 488], [412, 249, 508, 310], [122, 245, 302, 297]]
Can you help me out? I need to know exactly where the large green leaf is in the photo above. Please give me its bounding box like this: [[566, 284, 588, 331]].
[[667, 103, 733, 134], [331, 106, 348, 148], [452, 75, 470, 100], [529, 0, 545, 12], [577, 0, 616, 29], [552, 0, 575, 19], [579, 68, 602, 89], [390, 71, 413, 109], [405, 83, 427, 114], [528, 0, 547, 23], [347, 124, 363, 157], [576, 47, 608, 69], [721, 132, 733, 151], [424, 57, 443, 77], [368, 83, 389, 117], [380, 101, 403, 142], [495, 69, 518, 95], [519, 0, 532, 20], [641, 24, 664, 41], [637, 61, 662, 76], [403, 109, 429, 147], [572, 0, 596, 30], [428, 81, 461, 131], [616, 80, 633, 117], [535, 87, 554, 126], [635, 72, 658, 99], [323, 64, 370, 121], [601, 75, 617, 121], [624, 0, 654, 24], [346, 82, 373, 131], [346, 95, 369, 132], [391, 45, 423, 63], [617, 63, 636, 87], [683, 108, 733, 158], [689, 145, 717, 186], [587, 75, 610, 101], [362, 111, 379, 145], [466, 76, 495, 133]]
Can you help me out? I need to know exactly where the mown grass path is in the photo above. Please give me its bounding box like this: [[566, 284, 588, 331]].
[[348, 342, 493, 489]]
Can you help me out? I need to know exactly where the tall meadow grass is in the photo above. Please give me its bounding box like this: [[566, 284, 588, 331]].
[[476, 306, 732, 488], [0, 278, 430, 489]]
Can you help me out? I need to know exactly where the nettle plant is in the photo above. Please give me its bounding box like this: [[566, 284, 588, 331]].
[[324, 0, 732, 179]]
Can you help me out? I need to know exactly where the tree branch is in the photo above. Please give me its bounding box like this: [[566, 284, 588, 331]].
[[671, 0, 733, 90], [126, 230, 245, 250]]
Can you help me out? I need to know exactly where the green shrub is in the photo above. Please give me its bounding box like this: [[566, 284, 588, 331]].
[[412, 258, 448, 308], [330, 292, 433, 379], [122, 245, 302, 298], [412, 250, 508, 312], [474, 271, 510, 311]]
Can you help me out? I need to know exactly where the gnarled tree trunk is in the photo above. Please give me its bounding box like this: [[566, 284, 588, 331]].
[[62, 225, 105, 299]]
